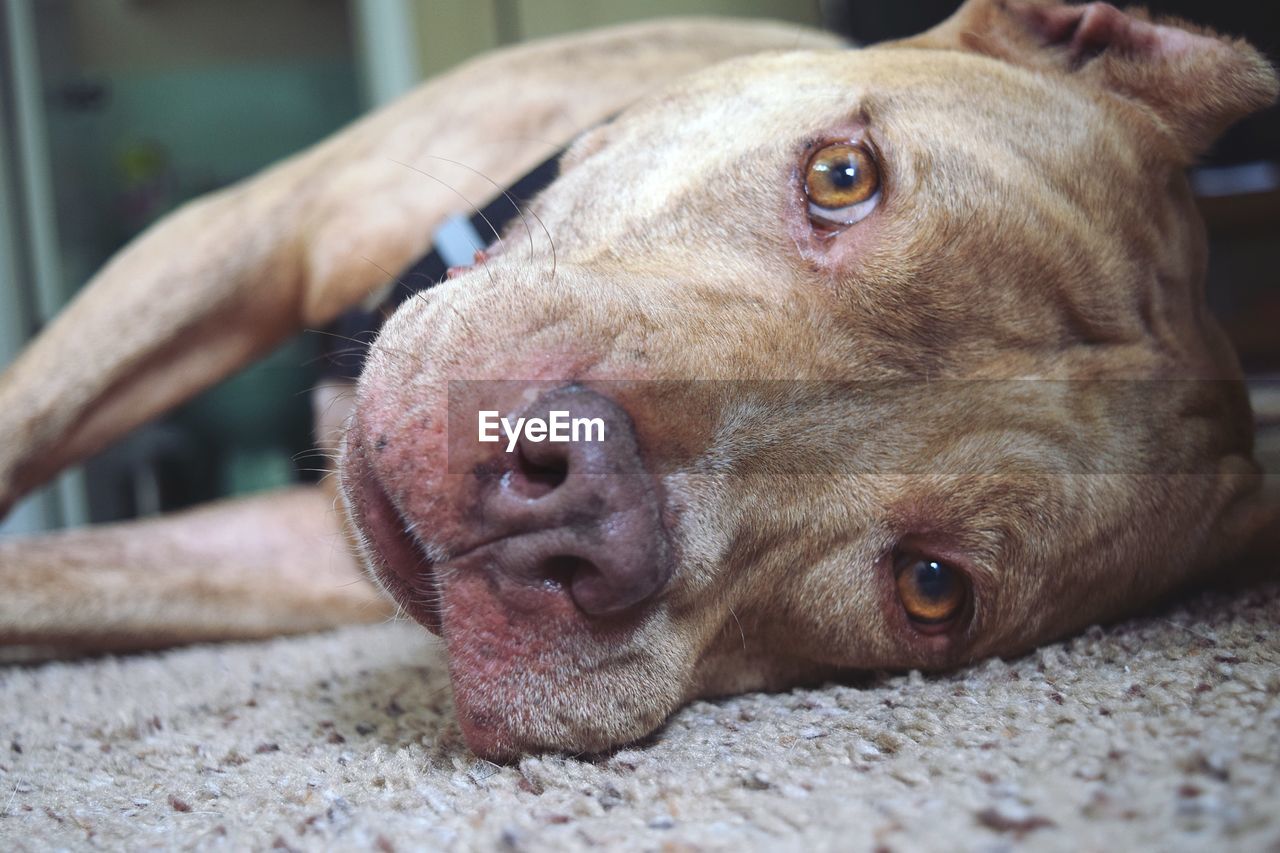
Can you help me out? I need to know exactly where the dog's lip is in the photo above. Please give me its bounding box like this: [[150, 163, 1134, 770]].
[[351, 451, 589, 637], [346, 451, 444, 635]]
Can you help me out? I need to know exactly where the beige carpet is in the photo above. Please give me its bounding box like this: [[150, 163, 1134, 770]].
[[1, 581, 1278, 852]]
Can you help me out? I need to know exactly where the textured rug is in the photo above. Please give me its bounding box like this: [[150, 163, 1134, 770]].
[[1, 580, 1278, 852]]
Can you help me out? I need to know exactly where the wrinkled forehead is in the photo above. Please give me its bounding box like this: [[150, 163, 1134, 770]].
[[588, 48, 1121, 183], [558, 47, 1124, 213]]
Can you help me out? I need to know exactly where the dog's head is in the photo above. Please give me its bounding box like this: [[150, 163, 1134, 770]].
[[340, 0, 1279, 760]]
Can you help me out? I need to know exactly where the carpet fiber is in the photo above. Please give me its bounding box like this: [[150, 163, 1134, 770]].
[[2, 581, 1278, 851]]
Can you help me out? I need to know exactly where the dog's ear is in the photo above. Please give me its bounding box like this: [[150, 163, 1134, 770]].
[[1214, 479, 1280, 581], [898, 0, 1279, 159]]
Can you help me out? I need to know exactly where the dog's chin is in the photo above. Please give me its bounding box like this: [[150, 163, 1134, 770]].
[[340, 445, 687, 761], [435, 566, 681, 761]]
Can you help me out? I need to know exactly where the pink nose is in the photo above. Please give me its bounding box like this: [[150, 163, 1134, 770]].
[[463, 386, 673, 614]]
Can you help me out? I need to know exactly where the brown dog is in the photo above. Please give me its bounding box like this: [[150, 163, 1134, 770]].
[[1, 1, 1277, 761]]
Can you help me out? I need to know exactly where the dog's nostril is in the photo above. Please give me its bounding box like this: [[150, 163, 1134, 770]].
[[510, 440, 569, 498], [537, 554, 595, 591], [474, 386, 674, 614]]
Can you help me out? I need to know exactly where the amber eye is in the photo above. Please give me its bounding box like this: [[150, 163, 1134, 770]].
[[895, 554, 968, 628], [804, 143, 881, 225]]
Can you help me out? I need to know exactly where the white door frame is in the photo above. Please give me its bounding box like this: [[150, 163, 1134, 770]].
[[350, 0, 423, 107], [1, 0, 89, 534]]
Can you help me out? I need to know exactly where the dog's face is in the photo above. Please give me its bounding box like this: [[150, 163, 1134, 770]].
[[340, 0, 1277, 760]]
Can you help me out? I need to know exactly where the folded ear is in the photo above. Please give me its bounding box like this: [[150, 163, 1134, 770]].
[[1214, 478, 1280, 581], [899, 0, 1279, 159]]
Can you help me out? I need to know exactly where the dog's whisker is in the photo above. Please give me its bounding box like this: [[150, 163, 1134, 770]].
[[298, 350, 372, 376], [292, 445, 343, 459], [728, 606, 747, 651], [297, 388, 357, 421], [334, 578, 370, 590], [1158, 618, 1218, 645], [412, 151, 561, 280], [304, 328, 426, 370], [358, 254, 438, 311], [415, 153, 537, 263], [525, 202, 558, 280], [290, 449, 331, 463], [357, 254, 482, 343], [387, 158, 499, 284]]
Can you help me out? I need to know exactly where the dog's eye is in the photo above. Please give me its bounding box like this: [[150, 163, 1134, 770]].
[[804, 144, 880, 226], [895, 554, 968, 630]]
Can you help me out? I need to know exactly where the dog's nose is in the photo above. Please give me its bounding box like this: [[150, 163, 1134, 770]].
[[474, 386, 673, 614]]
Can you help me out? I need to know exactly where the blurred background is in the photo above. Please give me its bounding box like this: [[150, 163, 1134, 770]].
[[0, 0, 1275, 536]]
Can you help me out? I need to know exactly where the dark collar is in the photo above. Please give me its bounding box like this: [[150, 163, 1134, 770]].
[[321, 150, 564, 380]]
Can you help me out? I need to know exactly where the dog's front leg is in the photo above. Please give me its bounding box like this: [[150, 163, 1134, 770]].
[[0, 485, 393, 654], [0, 179, 316, 518]]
